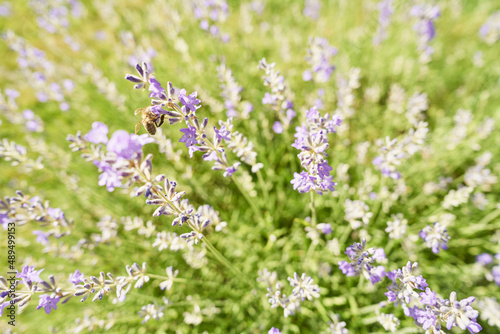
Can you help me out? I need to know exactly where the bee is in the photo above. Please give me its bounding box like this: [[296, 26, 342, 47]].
[[134, 106, 165, 135]]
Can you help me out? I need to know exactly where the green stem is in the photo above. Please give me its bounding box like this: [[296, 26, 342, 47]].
[[201, 237, 254, 288], [232, 174, 262, 221], [339, 225, 352, 247], [461, 209, 500, 236], [310, 191, 317, 226], [257, 169, 270, 205]]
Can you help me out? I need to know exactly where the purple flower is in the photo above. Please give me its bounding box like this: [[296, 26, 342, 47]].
[[262, 92, 278, 105], [318, 175, 336, 193], [412, 306, 437, 330], [0, 3, 11, 17], [0, 302, 9, 317], [84, 122, 109, 144], [179, 125, 198, 148], [303, 70, 313, 81], [419, 222, 450, 254], [286, 108, 296, 120], [443, 292, 481, 333], [37, 295, 60, 314], [476, 253, 493, 265], [94, 161, 122, 192], [148, 76, 165, 99], [69, 269, 84, 285], [317, 161, 332, 178], [306, 106, 320, 120], [22, 109, 35, 120], [32, 230, 50, 245], [107, 130, 152, 160], [268, 328, 282, 334], [272, 121, 283, 134], [338, 261, 356, 276], [5, 88, 19, 99], [224, 165, 238, 177], [291, 171, 315, 193], [178, 89, 201, 112], [493, 265, 500, 286], [0, 213, 10, 230], [420, 288, 437, 306], [214, 125, 231, 141], [16, 265, 44, 283], [317, 223, 332, 234], [47, 207, 65, 220], [151, 104, 167, 116]]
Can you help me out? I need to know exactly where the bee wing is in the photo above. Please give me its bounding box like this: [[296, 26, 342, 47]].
[[135, 120, 143, 134]]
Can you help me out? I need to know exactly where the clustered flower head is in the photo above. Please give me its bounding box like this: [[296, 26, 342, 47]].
[[385, 262, 482, 333], [29, 0, 83, 35], [479, 11, 500, 45], [419, 222, 450, 254], [193, 0, 230, 42], [217, 63, 253, 118], [291, 106, 341, 194], [410, 4, 440, 63], [2, 31, 75, 111], [385, 213, 408, 239], [344, 199, 373, 230], [68, 122, 154, 192], [303, 0, 321, 20], [126, 62, 246, 177], [338, 239, 386, 285], [0, 138, 44, 171], [303, 36, 337, 83], [258, 58, 296, 133], [259, 269, 320, 317], [372, 120, 429, 179], [476, 252, 500, 286], [373, 0, 394, 45], [0, 191, 72, 241]]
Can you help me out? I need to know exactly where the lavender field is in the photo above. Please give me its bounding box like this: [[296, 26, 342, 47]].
[[1, 0, 500, 333]]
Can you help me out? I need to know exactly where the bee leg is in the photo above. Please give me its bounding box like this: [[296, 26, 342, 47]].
[[157, 115, 165, 127]]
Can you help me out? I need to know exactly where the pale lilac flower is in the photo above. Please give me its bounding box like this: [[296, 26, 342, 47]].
[[148, 76, 166, 99], [287, 272, 320, 301], [214, 125, 230, 141], [0, 2, 11, 17], [303, 0, 321, 20], [32, 230, 50, 245], [84, 122, 109, 144], [479, 11, 500, 44], [419, 222, 450, 254], [94, 161, 122, 192], [442, 292, 482, 333], [268, 328, 281, 334], [106, 130, 151, 160], [37, 295, 60, 314], [339, 240, 386, 285], [476, 253, 493, 265], [272, 121, 283, 134], [69, 269, 84, 285], [0, 213, 10, 230], [16, 265, 44, 283], [179, 125, 198, 148], [410, 4, 440, 62], [317, 223, 332, 234], [420, 288, 438, 306], [373, 0, 394, 45], [303, 37, 337, 82]]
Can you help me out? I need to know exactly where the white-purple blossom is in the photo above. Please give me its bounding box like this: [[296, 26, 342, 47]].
[[338, 239, 386, 285]]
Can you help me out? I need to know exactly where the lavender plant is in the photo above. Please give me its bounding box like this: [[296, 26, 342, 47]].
[[0, 1, 499, 333]]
